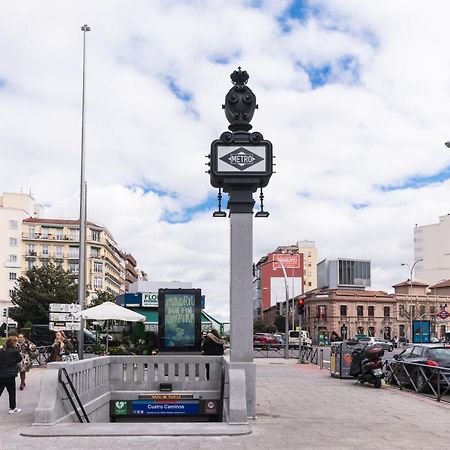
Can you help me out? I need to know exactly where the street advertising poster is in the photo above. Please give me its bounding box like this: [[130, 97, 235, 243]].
[[412, 320, 430, 343], [158, 289, 202, 352]]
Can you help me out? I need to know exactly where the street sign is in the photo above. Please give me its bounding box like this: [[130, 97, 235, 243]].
[[49, 303, 81, 331], [437, 310, 450, 320], [49, 303, 81, 313], [49, 312, 80, 322]]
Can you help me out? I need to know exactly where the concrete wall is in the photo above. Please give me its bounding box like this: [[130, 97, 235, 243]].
[[35, 355, 226, 425]]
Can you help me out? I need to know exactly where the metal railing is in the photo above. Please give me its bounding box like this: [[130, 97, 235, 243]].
[[33, 345, 52, 365], [299, 346, 318, 364], [384, 360, 450, 402]]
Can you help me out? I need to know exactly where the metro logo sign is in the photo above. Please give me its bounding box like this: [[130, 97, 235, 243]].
[[219, 147, 264, 171], [272, 254, 300, 269], [437, 310, 450, 320]]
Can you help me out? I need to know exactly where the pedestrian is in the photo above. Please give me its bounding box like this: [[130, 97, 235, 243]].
[[202, 329, 225, 355], [0, 336, 23, 414], [16, 332, 38, 390], [45, 331, 73, 363]]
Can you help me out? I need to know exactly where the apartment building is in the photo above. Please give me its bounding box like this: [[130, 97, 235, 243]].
[[0, 192, 42, 312], [414, 215, 450, 285], [21, 218, 126, 303]]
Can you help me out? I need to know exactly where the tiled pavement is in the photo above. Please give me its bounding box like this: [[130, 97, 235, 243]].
[[1, 359, 449, 450]]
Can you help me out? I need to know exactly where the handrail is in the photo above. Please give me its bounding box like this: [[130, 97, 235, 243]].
[[58, 367, 90, 423]]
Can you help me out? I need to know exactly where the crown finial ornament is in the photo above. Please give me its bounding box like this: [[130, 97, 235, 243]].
[[223, 67, 258, 132], [230, 67, 249, 86]]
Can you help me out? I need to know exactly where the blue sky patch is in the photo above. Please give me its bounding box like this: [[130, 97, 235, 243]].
[[378, 166, 450, 192], [352, 203, 369, 210], [164, 76, 192, 102], [0, 78, 6, 88]]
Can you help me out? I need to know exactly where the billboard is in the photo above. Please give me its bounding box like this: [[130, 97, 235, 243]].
[[158, 289, 202, 352], [412, 320, 431, 343], [272, 254, 301, 270]]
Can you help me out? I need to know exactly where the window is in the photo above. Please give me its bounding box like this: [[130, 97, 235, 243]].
[[27, 260, 34, 270], [91, 247, 101, 258], [411, 346, 424, 357], [27, 244, 36, 255], [384, 306, 390, 317], [42, 245, 49, 256], [28, 226, 35, 238], [419, 305, 425, 316], [340, 305, 347, 316], [9, 237, 17, 247], [368, 306, 374, 317], [430, 305, 436, 314], [9, 272, 17, 281], [9, 220, 18, 230], [69, 246, 79, 258], [55, 261, 63, 269], [9, 254, 17, 263], [41, 260, 49, 268], [93, 262, 103, 273], [55, 228, 63, 240], [357, 305, 364, 317], [91, 230, 100, 242], [317, 305, 327, 320], [93, 276, 103, 289], [70, 228, 79, 241], [9, 290, 14, 298], [399, 305, 405, 317], [368, 327, 375, 337], [69, 263, 79, 274], [55, 245, 63, 257], [41, 227, 49, 238]]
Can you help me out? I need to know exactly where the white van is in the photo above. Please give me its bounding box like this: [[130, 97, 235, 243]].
[[288, 330, 312, 348]]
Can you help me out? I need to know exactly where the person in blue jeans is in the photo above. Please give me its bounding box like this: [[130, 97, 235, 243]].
[[0, 335, 23, 414]]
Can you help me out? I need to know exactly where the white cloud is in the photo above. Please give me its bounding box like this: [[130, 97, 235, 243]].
[[2, 0, 450, 322]]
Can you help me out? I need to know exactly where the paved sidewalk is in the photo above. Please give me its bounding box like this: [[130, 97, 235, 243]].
[[1, 359, 450, 449]]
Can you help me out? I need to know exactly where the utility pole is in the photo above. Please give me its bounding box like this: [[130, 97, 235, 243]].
[[78, 24, 90, 359]]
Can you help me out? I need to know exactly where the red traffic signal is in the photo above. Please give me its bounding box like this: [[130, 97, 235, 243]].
[[297, 299, 305, 306]]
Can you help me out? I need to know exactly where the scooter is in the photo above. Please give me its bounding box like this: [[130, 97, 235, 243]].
[[350, 345, 384, 388]]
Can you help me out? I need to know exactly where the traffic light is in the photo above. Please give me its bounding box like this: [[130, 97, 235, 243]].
[[297, 298, 305, 316]]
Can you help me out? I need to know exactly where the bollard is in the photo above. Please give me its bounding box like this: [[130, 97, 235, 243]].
[[319, 349, 324, 369]]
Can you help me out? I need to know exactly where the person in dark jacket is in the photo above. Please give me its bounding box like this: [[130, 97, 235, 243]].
[[45, 331, 73, 363], [202, 329, 225, 355], [0, 336, 23, 414]]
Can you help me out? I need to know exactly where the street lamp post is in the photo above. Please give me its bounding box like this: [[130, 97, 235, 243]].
[[401, 258, 423, 343], [258, 259, 290, 358], [77, 24, 90, 359]]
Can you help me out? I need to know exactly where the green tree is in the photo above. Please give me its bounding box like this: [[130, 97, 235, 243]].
[[9, 263, 78, 328], [90, 289, 116, 307], [253, 318, 267, 333], [273, 315, 286, 332]]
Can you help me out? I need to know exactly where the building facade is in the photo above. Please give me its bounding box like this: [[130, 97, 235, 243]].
[[0, 192, 42, 314], [317, 258, 371, 289], [21, 218, 126, 303], [414, 215, 450, 286]]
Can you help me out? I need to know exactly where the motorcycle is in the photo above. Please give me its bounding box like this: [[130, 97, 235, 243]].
[[350, 345, 384, 388]]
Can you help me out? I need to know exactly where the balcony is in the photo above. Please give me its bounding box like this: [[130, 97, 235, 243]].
[[68, 254, 80, 260], [25, 251, 37, 258]]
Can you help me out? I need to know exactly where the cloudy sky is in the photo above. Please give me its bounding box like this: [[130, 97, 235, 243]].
[[2, 0, 450, 321]]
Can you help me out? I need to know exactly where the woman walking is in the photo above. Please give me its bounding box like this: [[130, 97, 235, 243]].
[[0, 336, 22, 414], [17, 332, 37, 390]]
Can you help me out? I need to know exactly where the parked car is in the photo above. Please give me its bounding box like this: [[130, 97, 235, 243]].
[[253, 333, 279, 347], [388, 344, 450, 391], [358, 336, 393, 352], [273, 333, 286, 346]]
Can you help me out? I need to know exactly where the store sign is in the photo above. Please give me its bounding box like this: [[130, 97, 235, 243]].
[[142, 292, 158, 307], [272, 254, 300, 270], [132, 400, 200, 416]]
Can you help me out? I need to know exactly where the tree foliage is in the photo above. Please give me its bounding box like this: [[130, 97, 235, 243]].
[[90, 289, 116, 307], [9, 263, 78, 328], [273, 315, 286, 332]]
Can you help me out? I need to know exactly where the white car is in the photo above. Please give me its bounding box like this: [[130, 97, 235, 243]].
[[358, 336, 393, 352]]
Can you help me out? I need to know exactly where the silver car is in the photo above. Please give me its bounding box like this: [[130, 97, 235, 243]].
[[358, 336, 394, 352]]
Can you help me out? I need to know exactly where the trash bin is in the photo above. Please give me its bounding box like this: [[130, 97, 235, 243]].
[[330, 341, 359, 379]]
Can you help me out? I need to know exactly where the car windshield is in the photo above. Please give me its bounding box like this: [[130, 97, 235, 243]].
[[359, 338, 370, 342], [429, 348, 450, 360], [290, 331, 299, 338], [85, 329, 96, 339]]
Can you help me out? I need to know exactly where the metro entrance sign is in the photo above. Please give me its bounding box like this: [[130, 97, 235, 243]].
[[437, 310, 450, 320]]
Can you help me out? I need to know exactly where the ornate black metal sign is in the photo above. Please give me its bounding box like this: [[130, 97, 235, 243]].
[[207, 68, 274, 215]]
